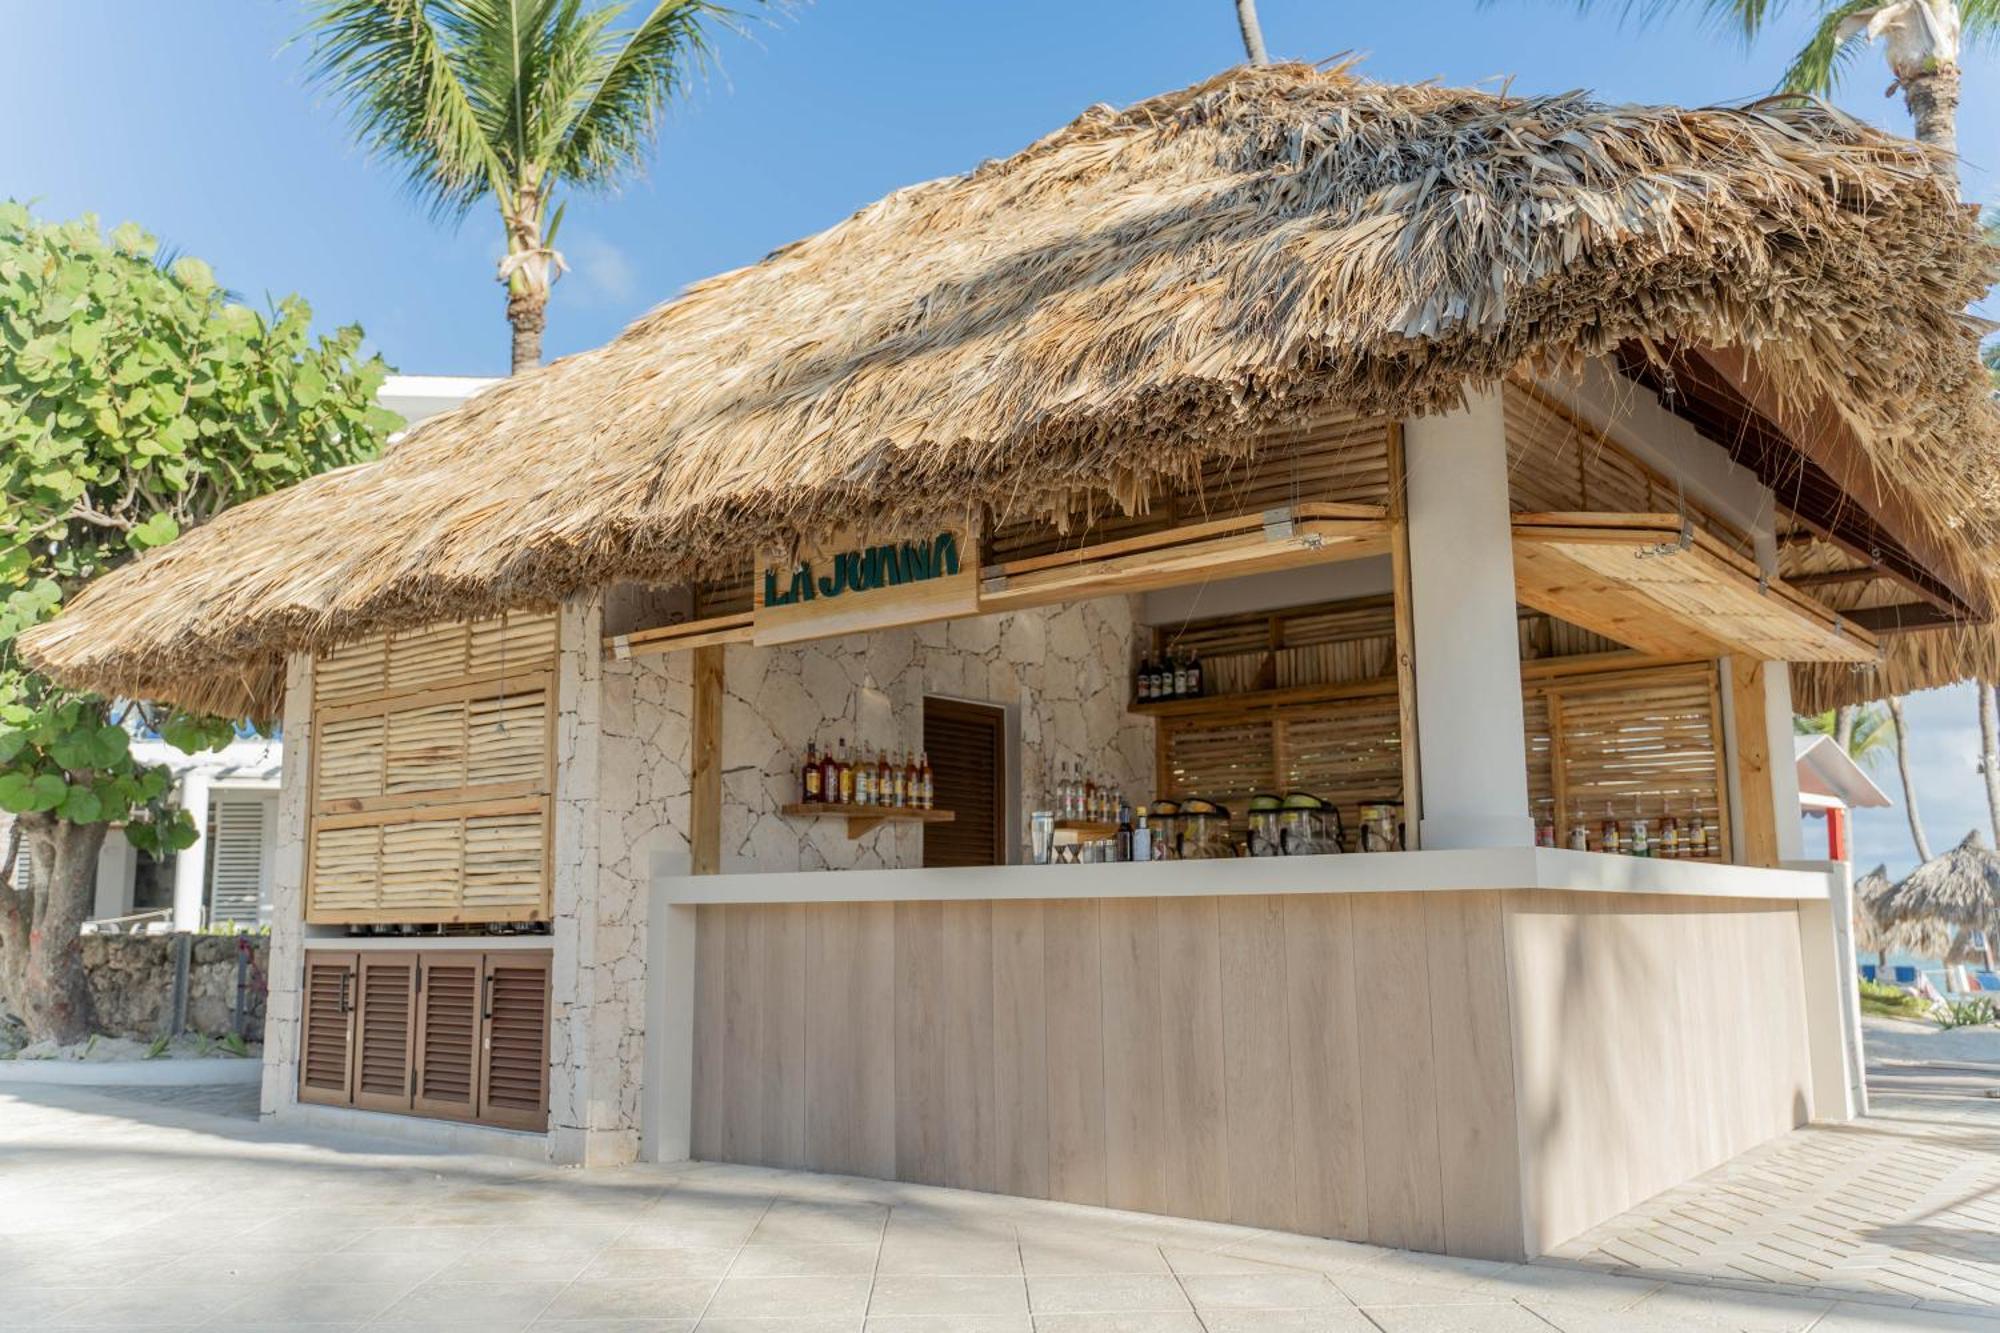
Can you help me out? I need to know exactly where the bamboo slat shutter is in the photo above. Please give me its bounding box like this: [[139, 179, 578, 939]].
[[478, 954, 551, 1131], [414, 953, 482, 1119], [298, 952, 356, 1105], [1542, 665, 1728, 854], [922, 699, 1007, 867], [352, 953, 418, 1111], [206, 797, 267, 926], [307, 613, 558, 925]]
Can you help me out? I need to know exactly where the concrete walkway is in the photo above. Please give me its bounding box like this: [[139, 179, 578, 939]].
[[1, 1057, 1996, 1331]]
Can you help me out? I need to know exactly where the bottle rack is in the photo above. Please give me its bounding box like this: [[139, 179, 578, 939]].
[[780, 802, 956, 840]]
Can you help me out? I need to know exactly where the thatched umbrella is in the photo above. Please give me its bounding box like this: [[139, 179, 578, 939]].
[[1853, 864, 1957, 973], [1881, 831, 2000, 969]]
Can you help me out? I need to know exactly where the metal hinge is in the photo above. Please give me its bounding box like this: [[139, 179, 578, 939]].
[[1261, 507, 1295, 542], [1636, 516, 1695, 561]]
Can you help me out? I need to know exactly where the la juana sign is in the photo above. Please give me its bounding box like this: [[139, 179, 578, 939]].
[[753, 525, 980, 646]]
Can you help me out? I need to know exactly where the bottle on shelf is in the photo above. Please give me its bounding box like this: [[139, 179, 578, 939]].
[[1629, 818, 1650, 858], [820, 739, 839, 805], [1600, 801, 1621, 855], [1172, 652, 1189, 699], [1116, 798, 1134, 862], [855, 748, 875, 807], [918, 751, 934, 809], [1186, 650, 1203, 698], [876, 750, 892, 808], [902, 750, 917, 809], [1083, 771, 1098, 823], [1690, 815, 1709, 860], [1660, 807, 1681, 859], [802, 740, 822, 804], [836, 737, 854, 805], [1136, 658, 1153, 702]]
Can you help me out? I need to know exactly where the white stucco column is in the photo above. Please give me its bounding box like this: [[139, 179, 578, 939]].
[[172, 771, 210, 930], [259, 655, 312, 1119], [1403, 389, 1535, 850]]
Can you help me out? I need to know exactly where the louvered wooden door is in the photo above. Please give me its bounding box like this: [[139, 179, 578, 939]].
[[414, 953, 482, 1120], [298, 952, 358, 1105], [477, 953, 551, 1131], [351, 953, 418, 1111], [922, 698, 1007, 867]]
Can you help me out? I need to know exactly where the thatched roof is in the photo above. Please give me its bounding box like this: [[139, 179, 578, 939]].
[[1854, 863, 1957, 959], [22, 62, 2000, 716], [1880, 830, 2000, 931]]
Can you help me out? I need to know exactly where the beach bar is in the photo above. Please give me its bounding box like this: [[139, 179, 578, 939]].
[[24, 66, 2000, 1261]]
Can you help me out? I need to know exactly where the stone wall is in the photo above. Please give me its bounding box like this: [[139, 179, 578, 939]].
[[73, 933, 268, 1040]]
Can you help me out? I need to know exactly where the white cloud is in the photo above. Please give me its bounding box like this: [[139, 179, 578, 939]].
[[1845, 681, 1998, 877], [564, 231, 640, 308]]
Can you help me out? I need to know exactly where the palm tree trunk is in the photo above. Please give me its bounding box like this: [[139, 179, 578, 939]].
[[1235, 0, 1269, 64], [1835, 703, 1858, 755], [1901, 62, 1960, 160], [508, 290, 546, 375], [1888, 695, 1934, 864]]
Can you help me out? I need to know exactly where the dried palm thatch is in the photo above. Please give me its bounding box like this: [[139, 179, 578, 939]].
[[1853, 865, 1956, 961], [21, 62, 2000, 717], [1880, 830, 2000, 934]]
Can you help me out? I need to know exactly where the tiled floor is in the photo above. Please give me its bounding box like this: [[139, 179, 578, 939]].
[[1, 1070, 1996, 1331]]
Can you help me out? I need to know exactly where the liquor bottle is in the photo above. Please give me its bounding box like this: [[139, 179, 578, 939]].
[[1600, 802, 1620, 855], [1083, 771, 1098, 823], [1186, 650, 1203, 697], [1690, 817, 1709, 859], [803, 740, 822, 803], [1132, 812, 1152, 863], [876, 750, 892, 808], [1661, 808, 1681, 859], [1151, 657, 1167, 699], [820, 740, 839, 805], [902, 750, 918, 809], [1630, 819, 1650, 858], [855, 745, 874, 806], [1116, 799, 1134, 862], [1172, 652, 1189, 699], [836, 738, 854, 805], [888, 749, 905, 808], [1136, 659, 1152, 702], [1567, 819, 1590, 852], [918, 751, 933, 809]]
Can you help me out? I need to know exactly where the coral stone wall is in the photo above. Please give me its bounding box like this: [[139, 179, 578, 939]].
[[74, 934, 268, 1040], [710, 596, 1154, 873]]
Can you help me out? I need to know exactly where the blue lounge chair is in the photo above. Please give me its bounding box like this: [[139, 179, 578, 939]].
[[1893, 964, 1919, 985], [1977, 971, 2000, 993], [1860, 963, 1878, 983]]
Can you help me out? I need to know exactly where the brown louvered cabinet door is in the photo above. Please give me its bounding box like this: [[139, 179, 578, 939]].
[[923, 698, 1007, 867], [414, 953, 482, 1120], [477, 953, 552, 1131], [351, 953, 418, 1111], [298, 952, 358, 1105]]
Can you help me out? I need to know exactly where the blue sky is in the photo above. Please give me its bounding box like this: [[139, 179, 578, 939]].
[[6, 0, 1996, 873]]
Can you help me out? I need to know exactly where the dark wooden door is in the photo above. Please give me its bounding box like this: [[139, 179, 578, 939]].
[[477, 952, 552, 1131], [922, 698, 1007, 867], [413, 952, 482, 1120], [298, 951, 358, 1105], [351, 952, 418, 1111]]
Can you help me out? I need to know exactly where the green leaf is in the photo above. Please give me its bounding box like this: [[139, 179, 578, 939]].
[[127, 512, 179, 550], [0, 772, 31, 814], [58, 785, 101, 823], [26, 772, 66, 812]]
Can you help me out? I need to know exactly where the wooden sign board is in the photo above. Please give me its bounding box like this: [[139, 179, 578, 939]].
[[753, 523, 981, 646]]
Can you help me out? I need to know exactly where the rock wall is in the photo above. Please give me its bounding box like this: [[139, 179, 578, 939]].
[[71, 934, 268, 1040]]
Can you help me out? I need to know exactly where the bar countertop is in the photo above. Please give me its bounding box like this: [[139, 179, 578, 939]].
[[654, 846, 1833, 906]]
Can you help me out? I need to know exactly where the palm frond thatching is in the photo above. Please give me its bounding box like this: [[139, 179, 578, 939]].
[[19, 63, 2000, 717], [1879, 830, 2000, 932]]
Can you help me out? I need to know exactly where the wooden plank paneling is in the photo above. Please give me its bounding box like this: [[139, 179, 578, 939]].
[[941, 901, 997, 1192], [990, 900, 1050, 1199], [1099, 897, 1166, 1215], [1730, 658, 1780, 868], [804, 901, 896, 1179], [722, 905, 767, 1165], [1042, 899, 1106, 1206], [690, 645, 724, 876], [1282, 894, 1366, 1240], [1218, 895, 1297, 1232], [1350, 892, 1446, 1252], [1157, 896, 1229, 1223], [894, 900, 949, 1185], [691, 905, 727, 1161]]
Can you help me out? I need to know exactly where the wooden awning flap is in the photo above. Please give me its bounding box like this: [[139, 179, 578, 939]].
[[1512, 513, 1879, 665]]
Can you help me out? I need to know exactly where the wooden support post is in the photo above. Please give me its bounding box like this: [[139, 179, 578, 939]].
[[1728, 657, 1780, 868], [690, 645, 724, 876], [1387, 422, 1422, 850]]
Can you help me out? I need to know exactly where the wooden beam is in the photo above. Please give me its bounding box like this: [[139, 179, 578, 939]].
[[690, 645, 724, 876], [1386, 422, 1421, 850], [1728, 657, 1781, 869], [1844, 603, 1978, 635]]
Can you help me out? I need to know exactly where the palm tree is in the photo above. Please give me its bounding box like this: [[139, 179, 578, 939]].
[[1234, 0, 1271, 63], [1797, 702, 1895, 770], [1887, 695, 1935, 863], [302, 0, 748, 373], [1528, 3, 1994, 165]]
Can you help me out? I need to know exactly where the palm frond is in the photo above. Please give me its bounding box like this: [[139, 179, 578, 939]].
[[1963, 0, 2000, 45], [302, 0, 507, 219], [1779, 0, 1884, 97], [557, 0, 736, 191]]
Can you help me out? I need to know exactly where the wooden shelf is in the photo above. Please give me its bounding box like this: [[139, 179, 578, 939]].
[[1054, 819, 1117, 839], [781, 802, 955, 840]]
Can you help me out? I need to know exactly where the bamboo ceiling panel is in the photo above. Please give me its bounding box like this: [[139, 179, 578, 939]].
[[313, 612, 558, 708], [1512, 513, 1877, 664]]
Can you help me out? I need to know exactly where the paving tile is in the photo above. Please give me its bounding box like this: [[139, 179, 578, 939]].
[[530, 1322, 698, 1332], [375, 1279, 570, 1330], [0, 1288, 89, 1326], [726, 1243, 882, 1277], [579, 1247, 743, 1279], [617, 1220, 765, 1249], [1359, 1305, 1557, 1332], [864, 1317, 1031, 1333], [1196, 1313, 1379, 1332], [748, 1204, 889, 1246], [1026, 1276, 1192, 1314], [1177, 1273, 1349, 1310], [695, 1320, 860, 1333], [1815, 1305, 2000, 1331], [21, 1283, 233, 1327], [874, 1239, 1022, 1275], [1324, 1271, 1508, 1308], [1621, 1282, 1836, 1331], [1019, 1236, 1171, 1276], [535, 1278, 722, 1321], [209, 1281, 412, 1325], [1029, 1316, 1208, 1333], [1159, 1246, 1317, 1277], [701, 1276, 873, 1319], [864, 1275, 1029, 1317]]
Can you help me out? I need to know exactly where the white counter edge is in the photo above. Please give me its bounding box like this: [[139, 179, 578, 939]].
[[303, 934, 555, 952], [654, 846, 1831, 906]]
